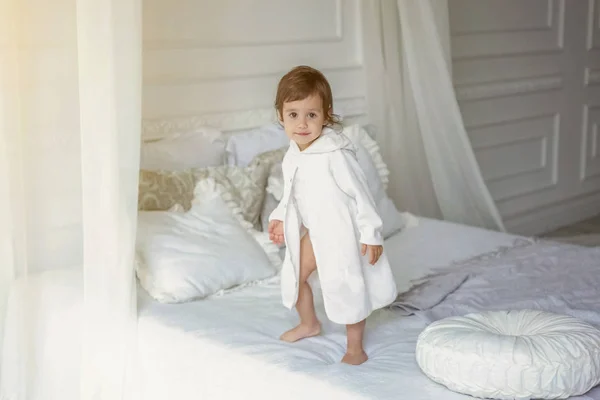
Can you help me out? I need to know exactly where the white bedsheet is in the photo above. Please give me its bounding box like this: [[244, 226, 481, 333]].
[[0, 218, 526, 400], [135, 218, 523, 400]]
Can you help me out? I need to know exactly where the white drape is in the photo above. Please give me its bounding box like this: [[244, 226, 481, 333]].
[[0, 0, 142, 399], [360, 0, 505, 231]]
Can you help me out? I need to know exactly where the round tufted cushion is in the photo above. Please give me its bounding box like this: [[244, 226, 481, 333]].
[[415, 310, 600, 399]]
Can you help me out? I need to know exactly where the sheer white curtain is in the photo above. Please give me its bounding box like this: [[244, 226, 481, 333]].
[[360, 0, 505, 231], [0, 0, 142, 399]]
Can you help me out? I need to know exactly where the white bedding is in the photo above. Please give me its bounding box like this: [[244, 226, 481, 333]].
[[134, 218, 524, 400], [7, 217, 591, 400]]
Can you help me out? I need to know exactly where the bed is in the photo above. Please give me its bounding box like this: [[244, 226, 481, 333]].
[[134, 216, 525, 400], [0, 216, 520, 400], [3, 115, 600, 400], [3, 217, 600, 399]]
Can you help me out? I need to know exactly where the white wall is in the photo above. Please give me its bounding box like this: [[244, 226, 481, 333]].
[[142, 0, 600, 235], [450, 0, 600, 235], [142, 0, 367, 138]]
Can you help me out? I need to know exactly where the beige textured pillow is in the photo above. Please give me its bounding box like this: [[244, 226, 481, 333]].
[[138, 164, 269, 229], [248, 147, 287, 170], [138, 169, 196, 211]]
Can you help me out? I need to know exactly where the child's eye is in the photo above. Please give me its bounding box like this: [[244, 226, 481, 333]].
[[289, 112, 297, 118], [308, 112, 317, 118]]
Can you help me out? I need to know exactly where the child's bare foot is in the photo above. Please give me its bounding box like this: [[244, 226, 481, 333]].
[[341, 350, 368, 365], [279, 322, 321, 342]]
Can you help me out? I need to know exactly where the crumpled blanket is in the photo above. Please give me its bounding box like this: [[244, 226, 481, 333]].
[[389, 238, 600, 328], [389, 238, 600, 399]]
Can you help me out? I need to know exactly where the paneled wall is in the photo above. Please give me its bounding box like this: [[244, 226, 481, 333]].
[[142, 0, 366, 137], [582, 1, 600, 198], [142, 0, 600, 235], [451, 0, 600, 235]]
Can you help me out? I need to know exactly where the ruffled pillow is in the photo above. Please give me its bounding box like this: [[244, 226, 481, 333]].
[[138, 163, 269, 230]]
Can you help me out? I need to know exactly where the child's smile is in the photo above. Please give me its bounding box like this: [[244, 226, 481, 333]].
[[279, 94, 326, 151]]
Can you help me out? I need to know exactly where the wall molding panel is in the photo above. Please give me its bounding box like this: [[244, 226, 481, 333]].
[[451, 0, 600, 234], [451, 0, 565, 60], [142, 0, 365, 131], [139, 0, 600, 235], [456, 75, 563, 102], [581, 105, 600, 182]]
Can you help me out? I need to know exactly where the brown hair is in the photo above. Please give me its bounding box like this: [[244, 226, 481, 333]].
[[275, 65, 341, 129]]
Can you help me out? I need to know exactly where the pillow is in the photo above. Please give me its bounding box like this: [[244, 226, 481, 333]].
[[248, 147, 287, 231], [248, 146, 288, 171], [138, 164, 269, 229], [342, 124, 389, 191], [258, 154, 285, 233], [135, 178, 280, 303], [265, 161, 284, 201], [140, 127, 226, 170], [416, 310, 600, 400], [191, 165, 269, 230], [225, 123, 289, 167], [339, 124, 412, 237], [261, 192, 280, 233], [138, 169, 196, 211]]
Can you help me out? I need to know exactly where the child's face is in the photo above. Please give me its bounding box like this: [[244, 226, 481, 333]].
[[279, 94, 326, 151]]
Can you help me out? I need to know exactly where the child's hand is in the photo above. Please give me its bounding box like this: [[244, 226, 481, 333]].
[[268, 220, 285, 245], [361, 244, 383, 265]]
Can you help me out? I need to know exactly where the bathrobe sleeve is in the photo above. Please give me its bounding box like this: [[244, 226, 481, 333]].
[[330, 149, 384, 246]]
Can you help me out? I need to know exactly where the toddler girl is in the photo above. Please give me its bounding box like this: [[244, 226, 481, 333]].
[[268, 66, 397, 365]]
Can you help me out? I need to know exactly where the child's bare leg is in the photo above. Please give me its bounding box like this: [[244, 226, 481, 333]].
[[342, 319, 368, 365], [280, 233, 321, 342]]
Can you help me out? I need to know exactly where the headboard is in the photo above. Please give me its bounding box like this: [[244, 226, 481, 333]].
[[141, 0, 367, 142], [141, 98, 366, 142]]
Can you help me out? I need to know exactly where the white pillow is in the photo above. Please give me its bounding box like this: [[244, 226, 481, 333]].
[[140, 127, 226, 170], [261, 193, 280, 233], [225, 123, 289, 167], [416, 310, 600, 400], [136, 179, 280, 303], [342, 124, 389, 190], [266, 161, 284, 201], [343, 124, 410, 237]]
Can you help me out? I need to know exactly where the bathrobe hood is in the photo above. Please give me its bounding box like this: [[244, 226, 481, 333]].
[[289, 128, 356, 155]]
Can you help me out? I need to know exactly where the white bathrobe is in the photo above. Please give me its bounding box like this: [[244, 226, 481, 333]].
[[269, 129, 398, 325]]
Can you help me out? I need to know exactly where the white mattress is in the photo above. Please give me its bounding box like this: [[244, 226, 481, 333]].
[[0, 217, 523, 400], [135, 218, 522, 400]]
